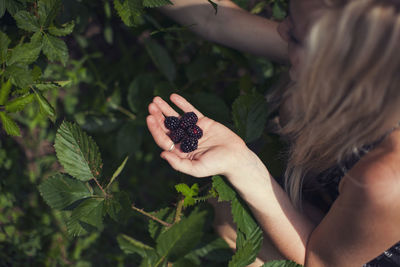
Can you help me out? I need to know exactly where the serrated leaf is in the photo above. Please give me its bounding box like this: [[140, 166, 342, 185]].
[[54, 121, 102, 181], [148, 207, 175, 240], [0, 31, 10, 63], [7, 32, 42, 65], [189, 236, 232, 262], [38, 0, 61, 27], [272, 1, 287, 20], [143, 0, 172, 8], [0, 79, 12, 105], [5, 0, 24, 16], [5, 93, 35, 112], [114, 0, 142, 27], [0, 112, 20, 136], [38, 173, 92, 210], [5, 64, 33, 88], [117, 234, 157, 259], [175, 183, 199, 207], [107, 156, 129, 189], [228, 227, 263, 267], [212, 176, 236, 202], [67, 198, 104, 236], [48, 21, 75, 36], [232, 93, 268, 143], [231, 198, 258, 236], [34, 90, 56, 120], [261, 260, 303, 267], [105, 192, 131, 223], [14, 10, 40, 32], [144, 39, 176, 82], [42, 33, 68, 66], [156, 209, 207, 261]]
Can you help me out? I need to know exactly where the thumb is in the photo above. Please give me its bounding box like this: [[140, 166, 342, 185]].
[[160, 152, 197, 176]]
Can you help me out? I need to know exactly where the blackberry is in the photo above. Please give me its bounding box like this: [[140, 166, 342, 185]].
[[179, 112, 198, 129], [180, 137, 198, 153], [169, 128, 186, 144], [164, 116, 180, 130], [186, 125, 203, 139]]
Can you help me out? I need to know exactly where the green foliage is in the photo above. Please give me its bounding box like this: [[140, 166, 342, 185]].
[[261, 260, 303, 267], [38, 174, 92, 210], [54, 121, 102, 182], [0, 0, 298, 265], [232, 92, 269, 143]]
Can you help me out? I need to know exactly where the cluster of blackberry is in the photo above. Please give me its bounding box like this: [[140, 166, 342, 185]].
[[164, 112, 203, 153]]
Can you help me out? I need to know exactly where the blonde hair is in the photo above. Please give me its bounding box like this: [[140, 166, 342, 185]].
[[281, 0, 400, 210]]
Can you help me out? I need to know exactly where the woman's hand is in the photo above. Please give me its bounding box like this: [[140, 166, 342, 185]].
[[146, 93, 255, 178]]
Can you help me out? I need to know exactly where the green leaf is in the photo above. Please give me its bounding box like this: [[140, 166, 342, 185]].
[[54, 121, 102, 181], [0, 112, 21, 136], [106, 156, 129, 189], [175, 183, 199, 207], [0, 79, 12, 105], [48, 21, 75, 36], [261, 260, 303, 267], [42, 33, 68, 66], [148, 207, 175, 240], [117, 234, 157, 259], [5, 93, 35, 112], [14, 10, 40, 32], [38, 0, 61, 27], [212, 176, 236, 202], [156, 209, 207, 261], [228, 227, 263, 267], [272, 1, 287, 20], [231, 198, 258, 237], [144, 39, 176, 82], [5, 0, 24, 16], [38, 173, 92, 210], [105, 192, 131, 223], [114, 0, 142, 27], [232, 93, 268, 143], [0, 31, 10, 63], [5, 64, 33, 88], [189, 236, 232, 262], [67, 198, 104, 236], [34, 90, 56, 120], [143, 0, 172, 8], [0, 0, 5, 18], [7, 32, 43, 65]]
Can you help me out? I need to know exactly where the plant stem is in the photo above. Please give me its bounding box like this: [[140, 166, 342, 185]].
[[174, 198, 184, 223], [131, 204, 172, 227], [116, 106, 136, 120], [93, 178, 107, 197]]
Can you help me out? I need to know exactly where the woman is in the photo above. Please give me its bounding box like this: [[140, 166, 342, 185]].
[[147, 0, 400, 266]]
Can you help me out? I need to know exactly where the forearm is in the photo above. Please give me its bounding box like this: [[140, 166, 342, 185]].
[[159, 0, 289, 62], [226, 149, 316, 264]]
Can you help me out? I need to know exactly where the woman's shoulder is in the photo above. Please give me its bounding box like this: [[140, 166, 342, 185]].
[[340, 130, 400, 210]]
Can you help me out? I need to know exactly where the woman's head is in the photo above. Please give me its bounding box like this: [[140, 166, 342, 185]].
[[280, 0, 400, 209]]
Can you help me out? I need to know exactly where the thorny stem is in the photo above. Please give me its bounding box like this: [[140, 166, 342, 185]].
[[131, 204, 172, 227], [174, 198, 184, 223], [93, 177, 107, 197]]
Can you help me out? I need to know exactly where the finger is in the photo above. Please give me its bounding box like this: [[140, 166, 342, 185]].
[[148, 103, 168, 132], [152, 96, 179, 117], [146, 115, 175, 151], [160, 151, 203, 177], [170, 93, 204, 118]]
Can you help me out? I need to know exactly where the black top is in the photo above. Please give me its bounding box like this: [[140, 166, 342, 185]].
[[305, 127, 400, 266]]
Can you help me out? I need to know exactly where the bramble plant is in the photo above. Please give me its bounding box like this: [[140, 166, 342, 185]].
[[0, 0, 299, 265]]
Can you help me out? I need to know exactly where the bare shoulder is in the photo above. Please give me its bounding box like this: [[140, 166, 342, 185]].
[[341, 130, 400, 211]]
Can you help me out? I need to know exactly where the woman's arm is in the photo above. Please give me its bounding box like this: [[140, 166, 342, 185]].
[[159, 0, 289, 63]]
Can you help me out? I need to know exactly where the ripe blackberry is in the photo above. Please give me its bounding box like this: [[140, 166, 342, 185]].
[[186, 125, 203, 139], [164, 116, 180, 130], [180, 137, 198, 153], [179, 112, 198, 129], [169, 128, 186, 144]]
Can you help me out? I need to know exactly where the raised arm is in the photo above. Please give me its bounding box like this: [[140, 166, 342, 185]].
[[159, 0, 289, 63]]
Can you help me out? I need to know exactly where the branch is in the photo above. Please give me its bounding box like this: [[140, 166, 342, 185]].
[[93, 177, 107, 197], [131, 204, 172, 227]]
